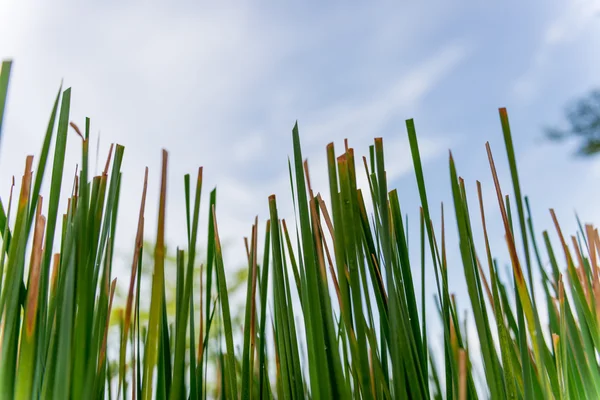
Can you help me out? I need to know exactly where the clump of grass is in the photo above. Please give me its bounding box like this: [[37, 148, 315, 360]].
[[0, 59, 599, 399]]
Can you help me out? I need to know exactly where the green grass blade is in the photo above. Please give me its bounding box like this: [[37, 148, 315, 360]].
[[212, 204, 239, 399], [0, 60, 12, 143], [141, 150, 168, 400]]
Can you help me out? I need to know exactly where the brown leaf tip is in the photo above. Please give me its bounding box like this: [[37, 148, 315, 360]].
[[70, 122, 84, 140]]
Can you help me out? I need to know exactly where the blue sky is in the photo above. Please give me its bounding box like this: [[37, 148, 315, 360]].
[[1, 0, 600, 371]]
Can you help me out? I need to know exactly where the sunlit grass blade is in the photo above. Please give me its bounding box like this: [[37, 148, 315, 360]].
[[0, 156, 34, 397], [0, 60, 12, 143], [14, 199, 45, 400]]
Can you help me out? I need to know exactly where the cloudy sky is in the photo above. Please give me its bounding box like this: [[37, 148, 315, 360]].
[[1, 1, 600, 357]]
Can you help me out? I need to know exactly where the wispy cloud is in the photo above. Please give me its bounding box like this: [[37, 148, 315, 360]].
[[512, 0, 600, 103], [302, 42, 469, 146]]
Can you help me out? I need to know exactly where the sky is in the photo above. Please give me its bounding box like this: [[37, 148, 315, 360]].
[[1, 0, 600, 379]]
